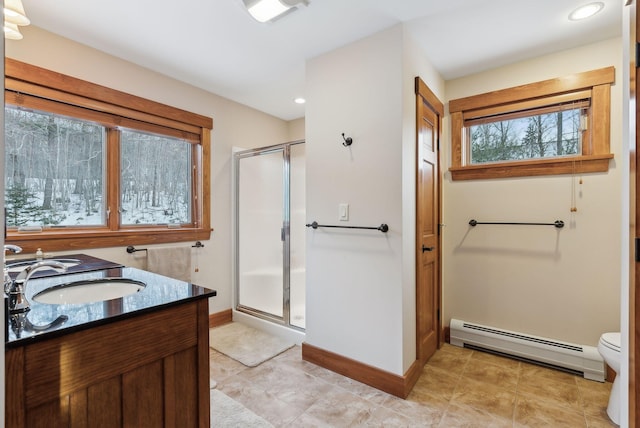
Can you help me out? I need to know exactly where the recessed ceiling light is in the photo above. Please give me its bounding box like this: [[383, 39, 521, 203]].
[[294, 97, 306, 104], [568, 2, 604, 21]]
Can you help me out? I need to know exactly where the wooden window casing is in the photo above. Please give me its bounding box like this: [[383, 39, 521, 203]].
[[4, 58, 213, 252], [448, 67, 615, 180]]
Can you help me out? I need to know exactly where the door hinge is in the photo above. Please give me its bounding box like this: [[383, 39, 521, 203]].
[[437, 308, 440, 321], [636, 42, 640, 68], [636, 237, 640, 262]]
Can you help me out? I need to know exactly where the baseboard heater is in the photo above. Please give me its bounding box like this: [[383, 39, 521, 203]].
[[449, 318, 604, 382]]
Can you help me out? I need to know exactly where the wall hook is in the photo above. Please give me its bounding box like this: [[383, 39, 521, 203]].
[[341, 133, 353, 147]]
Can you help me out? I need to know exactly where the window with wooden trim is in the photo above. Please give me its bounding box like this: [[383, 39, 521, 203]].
[[4, 59, 213, 252], [448, 67, 614, 180]]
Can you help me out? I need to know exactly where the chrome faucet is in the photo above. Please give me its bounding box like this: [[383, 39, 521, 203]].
[[6, 261, 69, 338], [3, 244, 22, 291], [6, 260, 67, 314]]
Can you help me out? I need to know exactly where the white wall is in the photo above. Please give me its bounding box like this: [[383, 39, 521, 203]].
[[442, 37, 623, 346], [5, 25, 292, 314], [288, 118, 305, 141], [305, 25, 404, 374], [400, 27, 446, 371], [305, 24, 444, 375]]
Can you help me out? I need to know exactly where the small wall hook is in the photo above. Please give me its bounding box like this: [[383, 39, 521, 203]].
[[342, 133, 353, 147]]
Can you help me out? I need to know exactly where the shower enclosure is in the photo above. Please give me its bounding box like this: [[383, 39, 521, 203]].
[[234, 141, 305, 331]]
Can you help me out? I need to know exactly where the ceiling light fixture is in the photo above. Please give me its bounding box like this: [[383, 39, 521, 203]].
[[568, 2, 604, 21], [294, 97, 306, 104], [243, 0, 309, 23], [4, 0, 30, 40]]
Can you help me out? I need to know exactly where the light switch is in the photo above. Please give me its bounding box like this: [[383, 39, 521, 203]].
[[339, 203, 349, 221]]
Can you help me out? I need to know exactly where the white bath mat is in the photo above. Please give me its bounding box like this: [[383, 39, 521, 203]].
[[211, 389, 273, 427], [209, 322, 294, 367]]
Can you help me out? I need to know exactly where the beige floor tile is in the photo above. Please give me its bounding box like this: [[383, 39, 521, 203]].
[[519, 363, 578, 386], [585, 413, 618, 428], [208, 327, 617, 427], [381, 393, 447, 426], [514, 394, 587, 428], [410, 365, 461, 401], [451, 377, 516, 420], [576, 377, 612, 418], [330, 376, 394, 406], [237, 362, 334, 411], [462, 356, 519, 391], [517, 368, 582, 412], [301, 387, 384, 427], [426, 346, 472, 374], [288, 411, 336, 427], [469, 349, 521, 371], [209, 348, 248, 382], [363, 405, 437, 427], [439, 343, 474, 356], [438, 403, 513, 428], [217, 375, 304, 426]]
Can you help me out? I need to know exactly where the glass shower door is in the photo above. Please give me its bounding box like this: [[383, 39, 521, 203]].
[[237, 148, 284, 319]]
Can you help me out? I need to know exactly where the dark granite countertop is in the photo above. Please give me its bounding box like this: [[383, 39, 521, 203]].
[[5, 253, 123, 279], [6, 266, 216, 348]]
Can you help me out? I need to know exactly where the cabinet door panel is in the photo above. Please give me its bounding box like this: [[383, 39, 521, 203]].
[[88, 377, 122, 428], [27, 396, 69, 428], [123, 360, 164, 428]]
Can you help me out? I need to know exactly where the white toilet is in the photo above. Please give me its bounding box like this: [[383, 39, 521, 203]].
[[598, 332, 621, 426]]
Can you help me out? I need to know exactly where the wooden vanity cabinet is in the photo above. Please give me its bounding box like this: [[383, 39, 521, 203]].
[[5, 299, 210, 428]]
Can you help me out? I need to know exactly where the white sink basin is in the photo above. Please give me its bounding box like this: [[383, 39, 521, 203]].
[[33, 278, 146, 305], [6, 258, 82, 273]]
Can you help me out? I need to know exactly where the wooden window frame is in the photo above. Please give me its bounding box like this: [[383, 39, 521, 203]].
[[448, 67, 615, 181], [4, 58, 213, 252]]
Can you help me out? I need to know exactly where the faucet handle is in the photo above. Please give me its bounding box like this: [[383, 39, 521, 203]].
[[3, 244, 22, 255]]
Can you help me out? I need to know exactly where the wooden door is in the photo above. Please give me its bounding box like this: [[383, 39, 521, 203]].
[[415, 78, 443, 365]]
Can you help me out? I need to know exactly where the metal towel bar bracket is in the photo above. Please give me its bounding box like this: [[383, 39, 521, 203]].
[[469, 219, 564, 229], [306, 221, 389, 233]]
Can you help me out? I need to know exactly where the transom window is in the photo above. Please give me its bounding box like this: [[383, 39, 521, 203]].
[[467, 102, 586, 164], [4, 59, 212, 252], [449, 67, 614, 180]]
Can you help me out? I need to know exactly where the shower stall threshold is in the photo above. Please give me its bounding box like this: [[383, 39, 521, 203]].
[[233, 310, 306, 345]]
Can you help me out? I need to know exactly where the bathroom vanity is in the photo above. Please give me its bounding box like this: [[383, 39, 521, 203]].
[[5, 260, 215, 428]]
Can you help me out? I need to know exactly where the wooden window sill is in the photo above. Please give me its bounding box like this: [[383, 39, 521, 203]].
[[449, 154, 614, 181], [7, 228, 213, 253]]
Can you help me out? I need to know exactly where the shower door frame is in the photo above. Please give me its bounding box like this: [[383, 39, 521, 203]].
[[233, 140, 305, 332]]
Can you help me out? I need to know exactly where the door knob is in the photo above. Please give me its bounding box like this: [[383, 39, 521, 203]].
[[422, 245, 435, 252]]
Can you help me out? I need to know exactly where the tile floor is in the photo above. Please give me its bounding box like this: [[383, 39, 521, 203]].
[[210, 342, 617, 427]]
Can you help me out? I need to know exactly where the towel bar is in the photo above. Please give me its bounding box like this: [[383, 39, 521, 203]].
[[305, 221, 389, 233], [469, 219, 564, 229]]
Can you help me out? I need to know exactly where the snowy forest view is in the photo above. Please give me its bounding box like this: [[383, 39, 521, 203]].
[[4, 107, 192, 228], [469, 107, 583, 164]]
